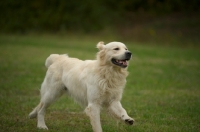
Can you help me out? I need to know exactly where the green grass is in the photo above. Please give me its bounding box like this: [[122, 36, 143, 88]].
[[0, 35, 200, 132]]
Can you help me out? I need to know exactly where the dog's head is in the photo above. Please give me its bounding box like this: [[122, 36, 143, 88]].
[[97, 41, 132, 68]]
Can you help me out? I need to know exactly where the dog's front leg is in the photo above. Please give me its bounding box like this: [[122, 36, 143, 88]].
[[108, 101, 134, 125], [85, 103, 102, 132]]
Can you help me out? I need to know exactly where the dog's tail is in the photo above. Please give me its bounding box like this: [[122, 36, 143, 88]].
[[45, 54, 68, 68]]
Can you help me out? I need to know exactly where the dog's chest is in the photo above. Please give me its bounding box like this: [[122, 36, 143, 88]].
[[99, 81, 125, 106], [99, 90, 122, 106]]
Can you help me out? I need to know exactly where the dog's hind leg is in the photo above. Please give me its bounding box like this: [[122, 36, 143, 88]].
[[29, 79, 65, 130], [37, 101, 49, 129], [37, 84, 65, 130], [29, 99, 49, 129], [29, 102, 43, 119]]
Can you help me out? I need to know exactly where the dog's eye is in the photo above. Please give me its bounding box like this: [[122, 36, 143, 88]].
[[113, 48, 119, 50], [125, 48, 128, 50]]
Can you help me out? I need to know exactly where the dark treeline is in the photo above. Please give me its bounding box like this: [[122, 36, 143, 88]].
[[0, 0, 199, 33]]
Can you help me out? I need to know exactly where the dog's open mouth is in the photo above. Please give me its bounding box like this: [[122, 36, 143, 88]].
[[111, 58, 129, 68]]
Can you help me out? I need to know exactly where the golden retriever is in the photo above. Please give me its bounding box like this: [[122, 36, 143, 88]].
[[29, 41, 134, 132]]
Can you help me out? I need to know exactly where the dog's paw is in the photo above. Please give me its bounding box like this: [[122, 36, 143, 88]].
[[125, 118, 134, 125], [28, 112, 37, 119], [37, 125, 48, 130]]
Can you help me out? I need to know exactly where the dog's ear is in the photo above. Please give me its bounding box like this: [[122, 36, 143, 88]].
[[97, 41, 105, 50]]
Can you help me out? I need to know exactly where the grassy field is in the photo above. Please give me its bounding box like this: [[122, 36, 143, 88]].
[[0, 34, 200, 132]]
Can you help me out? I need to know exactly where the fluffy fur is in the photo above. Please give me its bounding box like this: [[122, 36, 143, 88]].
[[29, 41, 134, 132]]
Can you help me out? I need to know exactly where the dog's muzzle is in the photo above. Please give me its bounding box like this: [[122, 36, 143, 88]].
[[111, 51, 132, 68]]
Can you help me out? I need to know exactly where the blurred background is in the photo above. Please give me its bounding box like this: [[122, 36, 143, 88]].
[[0, 0, 200, 46]]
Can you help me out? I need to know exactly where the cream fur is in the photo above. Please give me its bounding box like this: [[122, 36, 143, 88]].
[[29, 41, 134, 132]]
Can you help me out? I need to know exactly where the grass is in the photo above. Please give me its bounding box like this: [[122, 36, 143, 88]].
[[0, 34, 200, 132]]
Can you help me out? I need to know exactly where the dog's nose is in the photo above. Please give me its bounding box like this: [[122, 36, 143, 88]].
[[126, 51, 132, 56], [125, 51, 132, 59]]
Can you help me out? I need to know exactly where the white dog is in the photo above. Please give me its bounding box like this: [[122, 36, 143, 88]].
[[29, 41, 134, 132]]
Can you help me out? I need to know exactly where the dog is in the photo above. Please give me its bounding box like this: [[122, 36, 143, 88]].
[[29, 41, 134, 132]]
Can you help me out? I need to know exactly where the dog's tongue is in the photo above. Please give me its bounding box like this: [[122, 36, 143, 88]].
[[118, 60, 127, 66]]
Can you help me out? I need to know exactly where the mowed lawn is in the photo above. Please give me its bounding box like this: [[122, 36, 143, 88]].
[[0, 35, 200, 132]]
